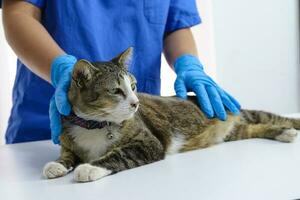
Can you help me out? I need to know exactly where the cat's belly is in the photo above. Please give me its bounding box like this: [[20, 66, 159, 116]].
[[166, 115, 240, 154], [166, 133, 186, 155], [69, 126, 121, 162]]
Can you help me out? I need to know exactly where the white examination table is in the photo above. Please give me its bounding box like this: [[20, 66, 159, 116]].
[[0, 114, 300, 200]]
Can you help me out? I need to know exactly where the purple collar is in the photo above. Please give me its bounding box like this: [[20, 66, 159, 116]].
[[63, 112, 111, 130]]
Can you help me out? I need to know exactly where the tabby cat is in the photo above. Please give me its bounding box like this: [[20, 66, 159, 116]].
[[43, 47, 299, 182]]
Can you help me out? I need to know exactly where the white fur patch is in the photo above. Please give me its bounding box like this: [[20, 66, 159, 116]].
[[70, 126, 120, 162], [122, 75, 138, 105], [275, 129, 298, 143], [43, 161, 70, 179], [74, 164, 111, 182], [167, 134, 186, 154]]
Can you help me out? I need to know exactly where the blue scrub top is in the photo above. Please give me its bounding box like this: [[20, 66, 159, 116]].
[[6, 0, 201, 144]]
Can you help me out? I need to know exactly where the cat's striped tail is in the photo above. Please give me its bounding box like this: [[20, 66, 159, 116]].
[[241, 109, 300, 130]]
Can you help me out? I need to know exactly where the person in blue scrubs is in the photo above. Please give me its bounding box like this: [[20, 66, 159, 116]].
[[2, 0, 240, 144]]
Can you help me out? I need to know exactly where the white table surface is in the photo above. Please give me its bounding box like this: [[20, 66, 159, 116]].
[[1, 115, 300, 200]]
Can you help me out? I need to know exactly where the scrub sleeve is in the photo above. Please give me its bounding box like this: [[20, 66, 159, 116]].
[[165, 0, 201, 33]]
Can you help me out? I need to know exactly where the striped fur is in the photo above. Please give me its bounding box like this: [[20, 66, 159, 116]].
[[43, 48, 300, 182]]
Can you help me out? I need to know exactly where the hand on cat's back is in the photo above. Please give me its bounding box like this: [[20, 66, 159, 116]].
[[174, 55, 241, 121]]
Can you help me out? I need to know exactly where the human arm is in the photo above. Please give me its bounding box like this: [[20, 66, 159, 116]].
[[3, 0, 76, 144], [2, 0, 64, 82], [163, 28, 240, 120], [164, 28, 198, 66]]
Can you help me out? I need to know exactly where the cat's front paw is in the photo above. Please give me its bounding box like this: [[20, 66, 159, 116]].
[[43, 161, 69, 179], [74, 164, 111, 182]]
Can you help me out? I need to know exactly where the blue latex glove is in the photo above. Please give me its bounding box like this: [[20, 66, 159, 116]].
[[174, 54, 241, 121], [49, 55, 77, 144]]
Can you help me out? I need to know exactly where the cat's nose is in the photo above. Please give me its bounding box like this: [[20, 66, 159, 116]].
[[130, 101, 139, 109]]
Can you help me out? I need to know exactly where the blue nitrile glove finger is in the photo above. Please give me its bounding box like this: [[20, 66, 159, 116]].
[[55, 79, 72, 115], [224, 90, 241, 110], [49, 54, 77, 144], [174, 78, 188, 99], [206, 85, 226, 120], [218, 88, 240, 115], [174, 54, 241, 120], [49, 96, 61, 145], [193, 84, 214, 118], [51, 55, 77, 115]]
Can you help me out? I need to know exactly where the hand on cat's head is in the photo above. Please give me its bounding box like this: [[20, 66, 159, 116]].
[[68, 47, 139, 124]]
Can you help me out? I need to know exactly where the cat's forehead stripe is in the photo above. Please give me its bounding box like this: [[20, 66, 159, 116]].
[[119, 75, 133, 95]]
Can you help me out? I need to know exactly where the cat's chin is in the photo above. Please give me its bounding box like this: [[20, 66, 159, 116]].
[[102, 112, 136, 124], [72, 106, 137, 125]]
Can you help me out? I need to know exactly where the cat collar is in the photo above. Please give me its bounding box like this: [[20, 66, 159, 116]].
[[63, 112, 111, 130]]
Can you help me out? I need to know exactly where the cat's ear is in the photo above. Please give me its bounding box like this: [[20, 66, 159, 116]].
[[72, 59, 99, 88], [112, 47, 133, 69]]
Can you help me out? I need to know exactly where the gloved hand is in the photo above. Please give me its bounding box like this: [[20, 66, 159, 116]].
[[174, 54, 241, 121], [49, 54, 77, 144]]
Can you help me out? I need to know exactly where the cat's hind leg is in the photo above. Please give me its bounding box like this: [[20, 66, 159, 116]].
[[274, 129, 298, 143], [242, 109, 300, 130], [225, 124, 298, 143], [43, 147, 78, 179]]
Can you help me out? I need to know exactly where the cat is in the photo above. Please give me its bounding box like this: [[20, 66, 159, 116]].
[[43, 47, 299, 182]]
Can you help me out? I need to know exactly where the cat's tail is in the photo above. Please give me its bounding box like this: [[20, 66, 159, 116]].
[[241, 109, 300, 130]]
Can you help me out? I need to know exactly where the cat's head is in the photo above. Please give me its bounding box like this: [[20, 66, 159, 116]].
[[68, 47, 139, 124]]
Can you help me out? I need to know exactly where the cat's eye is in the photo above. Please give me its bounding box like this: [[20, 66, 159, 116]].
[[131, 84, 136, 91], [108, 88, 125, 97]]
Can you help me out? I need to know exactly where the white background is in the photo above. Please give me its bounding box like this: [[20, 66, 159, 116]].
[[0, 11, 17, 145], [212, 0, 300, 114], [0, 0, 299, 144]]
